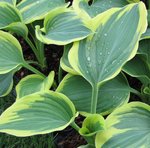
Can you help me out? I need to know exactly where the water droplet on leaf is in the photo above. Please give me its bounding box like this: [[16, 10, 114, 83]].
[[87, 57, 91, 61], [104, 33, 107, 36], [112, 60, 116, 64]]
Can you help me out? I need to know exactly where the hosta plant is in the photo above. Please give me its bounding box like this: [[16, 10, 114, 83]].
[[0, 0, 149, 147]]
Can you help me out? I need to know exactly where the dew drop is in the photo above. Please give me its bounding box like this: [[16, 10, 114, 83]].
[[99, 52, 102, 56], [104, 68, 107, 72], [86, 70, 89, 74], [87, 57, 91, 61], [36, 1, 40, 4], [107, 51, 110, 55], [104, 33, 107, 36], [112, 60, 116, 64]]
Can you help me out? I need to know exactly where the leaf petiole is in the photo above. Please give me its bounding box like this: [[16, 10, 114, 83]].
[[91, 84, 99, 114], [58, 65, 63, 83], [23, 62, 45, 78], [130, 88, 143, 98], [71, 122, 80, 132], [25, 37, 40, 60]]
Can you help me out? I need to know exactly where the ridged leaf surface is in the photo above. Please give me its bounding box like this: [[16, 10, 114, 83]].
[[57, 74, 130, 115], [0, 31, 24, 74], [16, 71, 55, 99], [0, 2, 22, 29], [17, 0, 68, 24], [0, 91, 77, 137], [69, 3, 147, 86], [96, 102, 150, 148], [36, 8, 92, 45], [0, 0, 16, 5], [0, 72, 14, 97]]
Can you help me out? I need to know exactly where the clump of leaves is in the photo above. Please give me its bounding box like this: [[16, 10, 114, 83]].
[[0, 0, 149, 147]]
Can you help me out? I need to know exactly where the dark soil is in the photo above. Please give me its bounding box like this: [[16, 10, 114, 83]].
[[55, 116, 86, 148], [56, 128, 87, 148]]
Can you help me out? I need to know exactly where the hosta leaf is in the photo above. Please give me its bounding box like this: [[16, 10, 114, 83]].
[[0, 71, 14, 97], [123, 55, 150, 85], [127, 0, 140, 3], [138, 39, 150, 64], [143, 86, 150, 95], [79, 114, 105, 137], [73, 0, 129, 18], [60, 44, 78, 75], [0, 0, 16, 5], [0, 3, 27, 38], [148, 10, 150, 27], [142, 86, 150, 104], [95, 102, 150, 148], [36, 8, 92, 45], [16, 71, 55, 99], [141, 28, 150, 40], [5, 22, 28, 38], [57, 74, 130, 115], [0, 91, 77, 137], [0, 31, 25, 74], [78, 144, 95, 148], [0, 2, 22, 29], [17, 0, 68, 24], [69, 2, 147, 86]]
